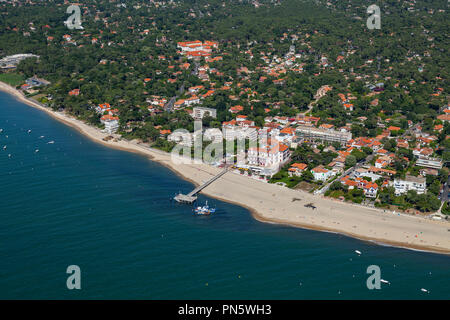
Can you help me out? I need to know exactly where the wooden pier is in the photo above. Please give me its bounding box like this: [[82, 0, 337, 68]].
[[174, 168, 229, 203]]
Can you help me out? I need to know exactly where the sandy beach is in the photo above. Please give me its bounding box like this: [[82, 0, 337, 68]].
[[1, 81, 450, 254]]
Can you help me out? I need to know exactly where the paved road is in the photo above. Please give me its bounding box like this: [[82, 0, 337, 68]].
[[164, 83, 185, 112], [165, 96, 176, 112], [437, 177, 449, 215]]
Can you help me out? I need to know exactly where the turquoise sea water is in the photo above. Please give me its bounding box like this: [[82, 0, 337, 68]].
[[0, 91, 449, 299]]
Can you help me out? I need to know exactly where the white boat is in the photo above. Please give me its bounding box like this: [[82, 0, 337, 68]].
[[47, 141, 55, 144], [194, 201, 216, 215], [355, 250, 362, 255], [380, 279, 390, 284], [27, 130, 32, 133], [35, 149, 39, 153], [421, 288, 429, 293], [3, 145, 6, 150]]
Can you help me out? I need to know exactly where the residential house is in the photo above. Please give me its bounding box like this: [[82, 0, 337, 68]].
[[100, 115, 119, 134], [288, 163, 307, 177], [247, 143, 290, 168]]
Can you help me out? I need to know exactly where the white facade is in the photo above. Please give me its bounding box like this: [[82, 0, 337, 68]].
[[223, 126, 257, 141], [274, 133, 295, 145], [247, 144, 290, 168], [363, 186, 378, 198], [296, 125, 352, 145], [415, 157, 443, 170], [192, 107, 217, 119], [353, 169, 381, 181], [185, 96, 200, 106], [273, 116, 289, 125]]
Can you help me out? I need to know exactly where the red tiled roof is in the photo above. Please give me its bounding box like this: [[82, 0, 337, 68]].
[[291, 163, 307, 170]]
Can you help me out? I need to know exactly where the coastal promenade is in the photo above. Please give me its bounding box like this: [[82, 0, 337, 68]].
[[1, 81, 450, 255], [174, 168, 229, 203]]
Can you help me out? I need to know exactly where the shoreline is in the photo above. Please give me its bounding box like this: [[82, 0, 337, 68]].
[[1, 81, 450, 255]]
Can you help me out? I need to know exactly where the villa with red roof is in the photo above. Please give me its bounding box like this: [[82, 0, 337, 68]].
[[340, 176, 379, 198], [437, 114, 450, 123], [177, 41, 218, 59], [311, 166, 336, 181], [96, 103, 111, 114], [229, 105, 244, 114]]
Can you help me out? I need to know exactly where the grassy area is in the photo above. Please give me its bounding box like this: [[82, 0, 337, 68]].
[[327, 190, 345, 198], [325, 185, 365, 204], [269, 171, 303, 188], [31, 93, 45, 101], [442, 201, 450, 215], [0, 72, 24, 86]]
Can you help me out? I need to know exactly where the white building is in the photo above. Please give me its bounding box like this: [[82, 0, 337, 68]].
[[274, 128, 296, 146], [415, 157, 443, 170], [192, 107, 217, 119], [184, 96, 201, 106], [188, 85, 204, 94], [296, 125, 352, 145], [363, 183, 378, 198], [247, 143, 290, 168], [96, 103, 111, 114], [353, 168, 381, 181], [393, 175, 426, 196], [177, 40, 203, 52], [311, 166, 336, 181], [0, 53, 39, 69], [222, 122, 257, 141], [100, 115, 119, 134], [273, 116, 289, 125]]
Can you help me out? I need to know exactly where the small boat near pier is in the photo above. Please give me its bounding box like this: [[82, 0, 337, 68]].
[[194, 201, 216, 216]]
